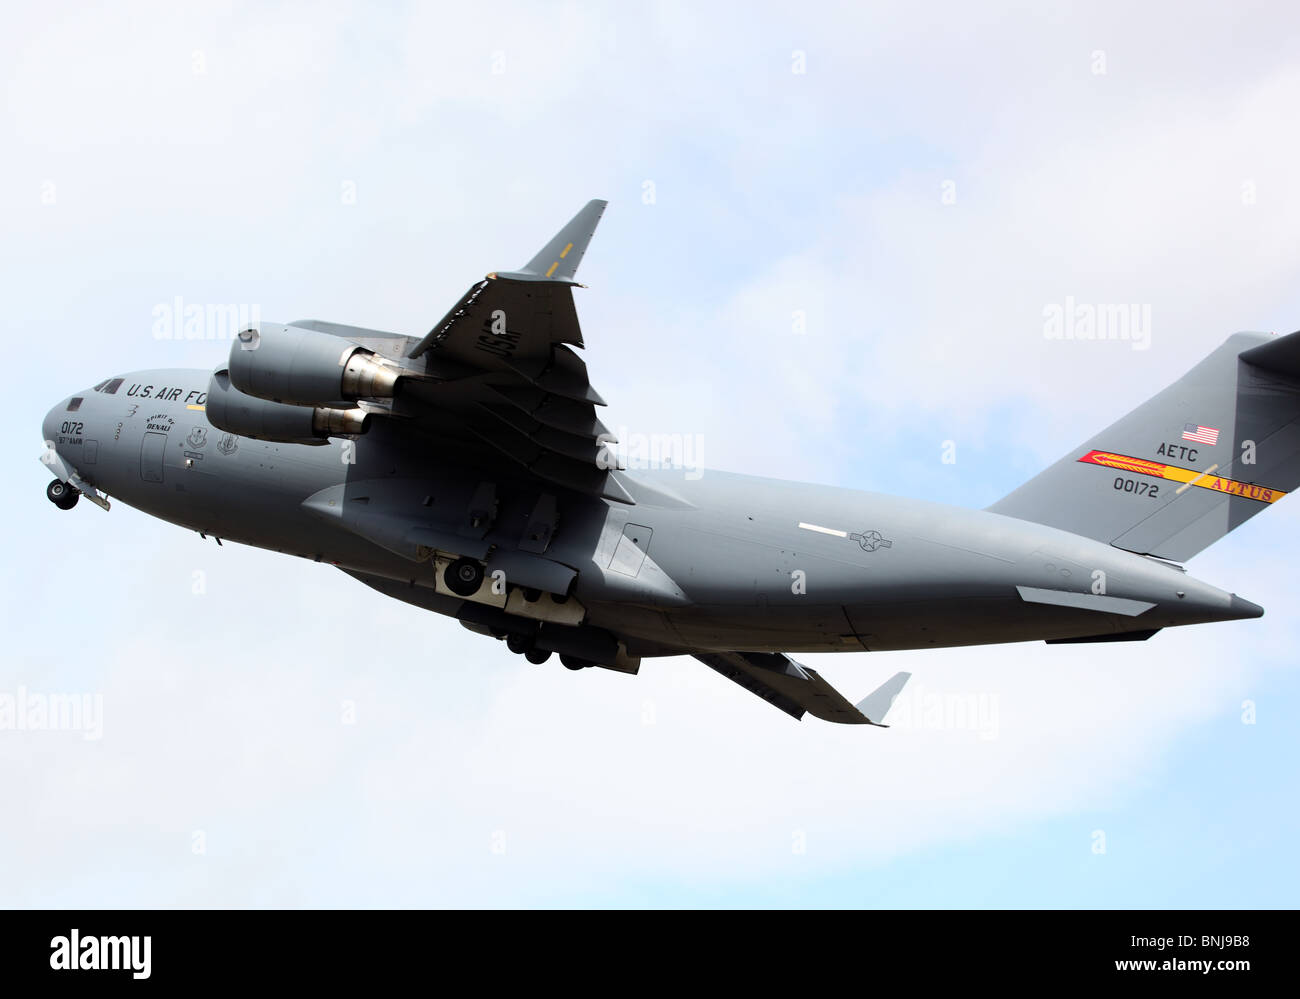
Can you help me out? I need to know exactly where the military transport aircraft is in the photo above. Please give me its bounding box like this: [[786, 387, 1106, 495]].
[[40, 201, 1299, 726]]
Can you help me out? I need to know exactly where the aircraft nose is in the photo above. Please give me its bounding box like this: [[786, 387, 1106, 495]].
[[42, 392, 88, 461], [39, 399, 74, 481], [42, 400, 61, 442], [42, 401, 63, 448]]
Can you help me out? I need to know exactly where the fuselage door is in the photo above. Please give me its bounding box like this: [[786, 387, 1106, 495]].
[[609, 524, 652, 577], [140, 432, 166, 482]]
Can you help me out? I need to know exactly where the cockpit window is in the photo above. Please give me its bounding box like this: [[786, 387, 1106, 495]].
[[102, 377, 123, 395], [93, 379, 109, 392], [66, 397, 83, 412]]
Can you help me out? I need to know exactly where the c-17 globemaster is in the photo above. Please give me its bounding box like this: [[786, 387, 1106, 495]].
[[41, 201, 1299, 725]]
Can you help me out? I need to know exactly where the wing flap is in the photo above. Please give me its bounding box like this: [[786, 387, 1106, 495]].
[[487, 385, 612, 439], [505, 346, 607, 406], [395, 200, 625, 502]]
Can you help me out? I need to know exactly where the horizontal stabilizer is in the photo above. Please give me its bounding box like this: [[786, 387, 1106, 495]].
[[694, 651, 911, 726], [855, 671, 912, 726], [1240, 329, 1300, 377]]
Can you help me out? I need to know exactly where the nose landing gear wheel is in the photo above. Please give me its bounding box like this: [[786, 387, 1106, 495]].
[[47, 480, 79, 510], [444, 557, 485, 596]]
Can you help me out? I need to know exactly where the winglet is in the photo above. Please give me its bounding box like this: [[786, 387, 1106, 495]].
[[854, 671, 911, 727], [497, 199, 608, 283]]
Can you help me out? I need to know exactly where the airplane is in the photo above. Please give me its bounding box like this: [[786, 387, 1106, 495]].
[[40, 200, 1300, 727]]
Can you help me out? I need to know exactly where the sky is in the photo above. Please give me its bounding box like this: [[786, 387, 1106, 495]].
[[2, 1, 1299, 908]]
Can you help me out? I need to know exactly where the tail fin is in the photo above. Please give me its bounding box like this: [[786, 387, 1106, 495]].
[[989, 329, 1300, 562]]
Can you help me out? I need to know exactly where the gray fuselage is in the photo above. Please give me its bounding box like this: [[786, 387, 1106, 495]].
[[43, 367, 1260, 660]]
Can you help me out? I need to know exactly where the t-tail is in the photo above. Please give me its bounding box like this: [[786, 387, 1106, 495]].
[[989, 329, 1300, 562]]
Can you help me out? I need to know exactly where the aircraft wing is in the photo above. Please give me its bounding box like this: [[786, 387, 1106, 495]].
[[398, 200, 631, 503], [694, 651, 911, 726]]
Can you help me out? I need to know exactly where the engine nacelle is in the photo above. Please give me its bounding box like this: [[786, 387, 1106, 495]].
[[228, 322, 399, 407], [206, 369, 368, 445]]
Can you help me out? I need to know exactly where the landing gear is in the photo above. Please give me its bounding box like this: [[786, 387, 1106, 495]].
[[505, 632, 552, 664], [46, 480, 78, 510], [444, 557, 485, 596], [502, 629, 588, 670]]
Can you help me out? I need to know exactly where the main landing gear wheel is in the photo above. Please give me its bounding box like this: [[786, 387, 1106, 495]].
[[524, 648, 552, 665], [506, 634, 532, 655], [47, 480, 78, 510], [444, 557, 485, 596], [561, 654, 594, 671]]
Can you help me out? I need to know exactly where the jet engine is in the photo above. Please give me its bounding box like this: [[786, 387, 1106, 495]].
[[206, 368, 368, 445], [227, 322, 400, 407]]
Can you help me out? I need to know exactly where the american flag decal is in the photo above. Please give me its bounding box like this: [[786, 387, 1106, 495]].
[[1182, 423, 1220, 446]]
